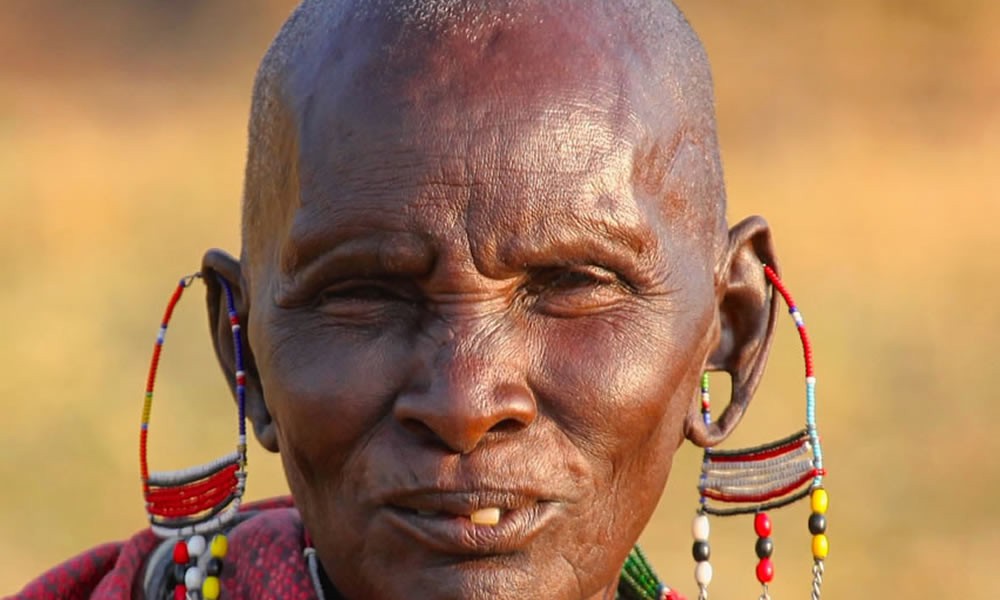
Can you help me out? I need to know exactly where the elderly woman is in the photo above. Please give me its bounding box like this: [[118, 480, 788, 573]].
[[17, 0, 789, 598]]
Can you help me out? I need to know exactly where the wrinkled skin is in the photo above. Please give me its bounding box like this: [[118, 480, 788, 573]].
[[203, 4, 777, 600]]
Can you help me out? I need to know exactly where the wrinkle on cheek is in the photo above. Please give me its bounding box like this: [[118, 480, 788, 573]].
[[558, 553, 587, 600], [338, 421, 394, 499]]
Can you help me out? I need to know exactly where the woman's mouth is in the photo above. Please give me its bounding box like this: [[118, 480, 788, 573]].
[[381, 491, 560, 555]]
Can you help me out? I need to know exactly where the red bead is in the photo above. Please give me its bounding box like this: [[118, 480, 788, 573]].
[[755, 557, 774, 584], [174, 584, 187, 600], [172, 540, 189, 564], [754, 512, 772, 537]]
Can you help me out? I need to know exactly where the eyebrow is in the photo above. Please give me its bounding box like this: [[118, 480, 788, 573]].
[[494, 208, 657, 275], [280, 227, 436, 285]]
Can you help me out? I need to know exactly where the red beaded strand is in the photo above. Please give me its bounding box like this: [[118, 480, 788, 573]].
[[754, 513, 775, 588], [140, 278, 190, 491], [139, 274, 248, 538], [763, 265, 813, 378]]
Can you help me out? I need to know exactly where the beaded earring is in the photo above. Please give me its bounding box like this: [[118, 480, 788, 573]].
[[139, 273, 247, 600], [691, 265, 828, 600]]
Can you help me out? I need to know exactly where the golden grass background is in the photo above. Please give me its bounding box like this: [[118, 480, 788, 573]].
[[2, 1, 997, 597]]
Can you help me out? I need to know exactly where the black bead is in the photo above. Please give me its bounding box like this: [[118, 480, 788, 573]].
[[755, 536, 773, 559], [171, 563, 187, 584], [809, 513, 827, 535], [692, 540, 711, 562], [206, 557, 224, 577]]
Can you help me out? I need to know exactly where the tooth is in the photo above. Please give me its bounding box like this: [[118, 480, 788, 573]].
[[470, 507, 501, 526]]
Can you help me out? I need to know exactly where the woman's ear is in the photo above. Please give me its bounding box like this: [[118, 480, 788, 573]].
[[685, 216, 780, 448], [201, 248, 279, 453]]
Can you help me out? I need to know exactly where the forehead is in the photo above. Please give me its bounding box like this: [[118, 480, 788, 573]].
[[291, 8, 657, 162], [265, 6, 712, 278]]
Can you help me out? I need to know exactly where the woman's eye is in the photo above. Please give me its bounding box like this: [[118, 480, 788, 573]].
[[320, 283, 399, 303], [524, 267, 630, 315], [545, 270, 603, 290], [313, 281, 418, 319]]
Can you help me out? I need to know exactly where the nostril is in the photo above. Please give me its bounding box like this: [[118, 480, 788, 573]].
[[492, 383, 537, 428], [399, 418, 438, 442], [488, 418, 527, 435]]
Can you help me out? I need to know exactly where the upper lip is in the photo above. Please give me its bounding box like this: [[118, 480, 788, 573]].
[[383, 489, 551, 515], [377, 486, 565, 555]]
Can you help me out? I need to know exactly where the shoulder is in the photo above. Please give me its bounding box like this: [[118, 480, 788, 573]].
[[11, 497, 305, 600], [13, 530, 159, 600]]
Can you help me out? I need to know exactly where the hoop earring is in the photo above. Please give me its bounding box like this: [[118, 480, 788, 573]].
[[139, 273, 248, 600], [691, 265, 829, 600]]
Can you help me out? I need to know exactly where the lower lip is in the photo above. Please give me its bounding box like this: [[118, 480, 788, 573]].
[[383, 502, 558, 555]]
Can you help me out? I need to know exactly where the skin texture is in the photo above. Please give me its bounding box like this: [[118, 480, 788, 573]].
[[202, 2, 779, 599]]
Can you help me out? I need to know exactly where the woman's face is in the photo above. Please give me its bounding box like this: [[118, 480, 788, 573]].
[[243, 19, 722, 600]]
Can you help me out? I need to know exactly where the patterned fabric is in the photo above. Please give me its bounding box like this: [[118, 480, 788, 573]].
[[10, 496, 682, 600], [13, 497, 316, 600]]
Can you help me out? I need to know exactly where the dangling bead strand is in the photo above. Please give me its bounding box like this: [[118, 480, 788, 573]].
[[691, 512, 711, 600], [753, 512, 774, 600], [809, 487, 829, 600], [201, 533, 229, 600], [171, 539, 189, 600], [182, 534, 206, 599]]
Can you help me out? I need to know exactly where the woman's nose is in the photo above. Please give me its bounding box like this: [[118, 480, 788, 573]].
[[393, 325, 537, 454]]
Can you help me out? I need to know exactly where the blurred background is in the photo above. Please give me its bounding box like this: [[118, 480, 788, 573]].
[[1, 0, 997, 597]]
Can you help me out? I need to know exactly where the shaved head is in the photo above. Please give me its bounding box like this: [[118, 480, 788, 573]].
[[205, 5, 784, 599], [240, 0, 725, 283]]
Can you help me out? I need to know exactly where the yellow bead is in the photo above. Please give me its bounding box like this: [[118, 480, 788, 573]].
[[812, 534, 829, 559], [203, 576, 221, 600], [210, 534, 228, 558], [811, 488, 829, 514]]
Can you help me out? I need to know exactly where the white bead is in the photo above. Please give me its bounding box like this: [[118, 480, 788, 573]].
[[184, 566, 204, 589], [695, 561, 713, 585], [692, 514, 710, 541], [187, 534, 207, 557]]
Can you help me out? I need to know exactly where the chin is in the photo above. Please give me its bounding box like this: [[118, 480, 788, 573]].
[[358, 554, 585, 600]]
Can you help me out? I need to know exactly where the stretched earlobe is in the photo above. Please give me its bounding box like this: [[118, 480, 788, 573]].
[[201, 249, 279, 453], [685, 216, 780, 448]]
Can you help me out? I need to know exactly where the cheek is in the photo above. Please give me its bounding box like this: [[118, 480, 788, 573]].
[[252, 312, 417, 486], [537, 303, 705, 447], [532, 298, 711, 510]]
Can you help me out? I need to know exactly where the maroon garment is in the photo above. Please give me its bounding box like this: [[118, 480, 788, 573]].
[[12, 497, 318, 600]]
